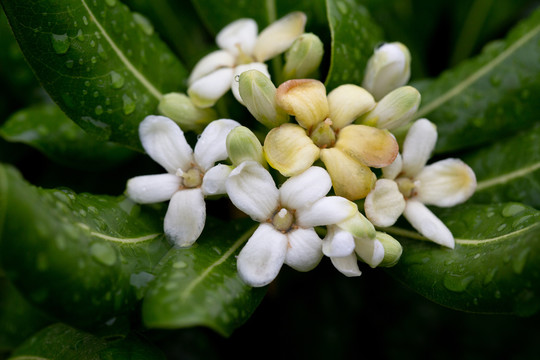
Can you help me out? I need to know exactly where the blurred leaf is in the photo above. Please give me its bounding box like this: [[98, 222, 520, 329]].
[[387, 203, 540, 316], [0, 164, 171, 327], [143, 218, 266, 337], [0, 104, 135, 171], [324, 0, 383, 90], [415, 6, 540, 153], [465, 124, 540, 208], [1, 0, 188, 149], [10, 323, 165, 359]]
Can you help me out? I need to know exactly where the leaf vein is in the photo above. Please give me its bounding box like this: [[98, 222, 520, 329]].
[[476, 161, 540, 191]]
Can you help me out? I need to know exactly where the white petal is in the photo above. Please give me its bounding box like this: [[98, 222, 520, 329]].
[[139, 115, 193, 174], [188, 50, 236, 85], [253, 12, 307, 61], [354, 237, 385, 268], [194, 119, 240, 170], [231, 62, 270, 105], [279, 166, 331, 210], [364, 179, 406, 227], [403, 200, 455, 249], [382, 153, 402, 180], [164, 188, 206, 247], [330, 254, 362, 277], [188, 67, 234, 108], [296, 196, 357, 227], [237, 223, 288, 287], [201, 164, 232, 196], [322, 225, 355, 257], [216, 18, 258, 57], [402, 119, 437, 177], [284, 228, 323, 271], [226, 161, 279, 221], [126, 174, 180, 204], [415, 158, 477, 207]]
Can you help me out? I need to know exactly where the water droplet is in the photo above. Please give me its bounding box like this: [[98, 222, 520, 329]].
[[76, 29, 85, 41], [473, 298, 479, 305], [132, 12, 154, 35], [93, 91, 99, 98], [91, 56, 97, 64], [337, 1, 348, 14], [65, 59, 74, 68], [95, 105, 103, 115], [97, 43, 108, 60], [51, 33, 70, 54], [90, 40, 96, 47], [79, 58, 84, 65], [494, 290, 501, 299], [502, 203, 526, 217], [497, 223, 507, 231], [105, 97, 111, 105], [443, 273, 474, 292], [512, 248, 530, 274], [110, 71, 124, 88], [84, 80, 91, 87], [483, 267, 497, 284], [122, 94, 136, 115], [82, 89, 88, 95], [83, 15, 89, 25], [173, 261, 187, 269], [90, 242, 117, 266], [105, 0, 116, 6]]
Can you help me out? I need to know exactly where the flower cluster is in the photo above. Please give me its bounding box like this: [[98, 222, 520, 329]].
[[126, 14, 477, 287]]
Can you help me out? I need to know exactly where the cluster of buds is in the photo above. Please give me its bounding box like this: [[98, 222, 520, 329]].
[[126, 14, 477, 287]]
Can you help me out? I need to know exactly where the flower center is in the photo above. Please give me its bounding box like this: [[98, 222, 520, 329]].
[[235, 44, 255, 65], [272, 208, 295, 232], [310, 118, 336, 148], [396, 177, 416, 199], [177, 167, 203, 188]]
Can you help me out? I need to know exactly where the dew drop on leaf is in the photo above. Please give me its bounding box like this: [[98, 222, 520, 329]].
[[51, 33, 70, 54], [122, 94, 136, 115], [110, 71, 125, 89], [483, 267, 497, 285], [95, 105, 103, 115], [97, 43, 108, 60], [90, 242, 117, 266], [83, 15, 89, 26], [502, 203, 526, 217], [512, 248, 530, 274], [133, 13, 154, 35], [443, 273, 474, 292], [65, 59, 74, 69], [105, 0, 117, 6], [76, 29, 85, 41]]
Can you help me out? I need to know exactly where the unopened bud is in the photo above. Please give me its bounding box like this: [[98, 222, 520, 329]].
[[363, 42, 411, 101], [239, 70, 289, 129], [158, 92, 216, 132], [338, 211, 376, 240], [358, 86, 420, 130], [376, 232, 403, 267], [283, 33, 324, 80], [226, 126, 265, 167]]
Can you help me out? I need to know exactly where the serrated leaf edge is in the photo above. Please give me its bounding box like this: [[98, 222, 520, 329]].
[[476, 161, 540, 192]]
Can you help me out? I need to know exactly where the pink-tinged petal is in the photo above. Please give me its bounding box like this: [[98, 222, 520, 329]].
[[126, 174, 180, 204], [354, 237, 385, 268], [194, 119, 240, 170], [139, 116, 193, 174], [279, 166, 331, 210], [296, 196, 357, 227], [188, 67, 234, 108], [275, 79, 329, 130], [401, 118, 437, 177], [201, 164, 233, 196], [320, 148, 376, 201], [216, 18, 258, 57], [322, 225, 355, 257], [364, 179, 406, 227], [335, 124, 399, 168], [382, 153, 403, 180], [188, 50, 235, 85], [253, 12, 307, 61], [164, 188, 206, 247], [226, 161, 279, 221], [403, 200, 455, 249], [237, 223, 288, 287], [264, 123, 320, 176], [231, 62, 270, 105], [330, 254, 362, 277], [327, 84, 375, 129], [284, 228, 323, 271], [416, 158, 477, 207]]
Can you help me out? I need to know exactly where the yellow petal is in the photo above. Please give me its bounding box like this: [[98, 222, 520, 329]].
[[320, 148, 376, 200], [327, 84, 375, 129], [336, 124, 398, 168], [276, 79, 329, 130], [264, 123, 320, 176]]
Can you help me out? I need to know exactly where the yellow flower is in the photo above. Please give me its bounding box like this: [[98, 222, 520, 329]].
[[264, 79, 399, 200]]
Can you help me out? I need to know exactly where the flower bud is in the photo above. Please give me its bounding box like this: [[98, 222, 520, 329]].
[[358, 86, 420, 130], [282, 33, 324, 80], [238, 70, 289, 129], [362, 42, 411, 101], [226, 126, 266, 167], [376, 232, 403, 267], [158, 92, 216, 132], [338, 211, 376, 240]]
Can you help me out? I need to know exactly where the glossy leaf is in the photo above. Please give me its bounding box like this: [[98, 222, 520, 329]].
[[0, 164, 171, 327], [0, 104, 135, 170], [324, 0, 383, 90], [10, 323, 165, 359], [1, 0, 188, 149], [415, 7, 540, 153], [143, 218, 266, 337], [387, 203, 540, 316], [465, 124, 540, 208]]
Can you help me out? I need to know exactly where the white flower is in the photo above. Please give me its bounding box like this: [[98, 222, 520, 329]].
[[187, 12, 306, 108], [364, 119, 477, 248], [226, 162, 357, 287], [126, 116, 239, 247]]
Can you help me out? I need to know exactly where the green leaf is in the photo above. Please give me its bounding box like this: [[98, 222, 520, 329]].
[[465, 124, 540, 208], [386, 203, 540, 316], [415, 7, 540, 153], [324, 0, 383, 90], [10, 323, 165, 360], [0, 164, 171, 327], [142, 218, 266, 337], [1, 0, 188, 149], [0, 104, 135, 171]]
